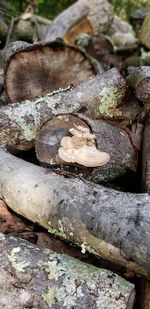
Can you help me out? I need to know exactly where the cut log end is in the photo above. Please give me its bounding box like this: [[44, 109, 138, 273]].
[[4, 42, 98, 103]]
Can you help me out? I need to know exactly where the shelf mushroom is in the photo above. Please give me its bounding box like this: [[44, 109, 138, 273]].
[[58, 125, 110, 167]]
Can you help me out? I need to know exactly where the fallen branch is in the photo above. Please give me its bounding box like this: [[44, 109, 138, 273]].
[[0, 148, 150, 277], [0, 234, 135, 309]]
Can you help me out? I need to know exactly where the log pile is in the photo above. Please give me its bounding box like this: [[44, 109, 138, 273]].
[[0, 0, 150, 308]]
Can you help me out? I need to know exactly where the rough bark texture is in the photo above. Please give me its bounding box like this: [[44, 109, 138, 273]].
[[35, 114, 137, 183], [44, 0, 113, 42], [140, 12, 150, 49], [1, 41, 100, 103], [136, 278, 150, 309], [0, 233, 135, 309], [44, 0, 90, 42], [126, 66, 150, 103], [0, 68, 127, 151], [142, 117, 150, 193], [0, 148, 150, 277]]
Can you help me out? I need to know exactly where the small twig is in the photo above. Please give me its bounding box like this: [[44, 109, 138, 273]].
[[4, 16, 20, 49]]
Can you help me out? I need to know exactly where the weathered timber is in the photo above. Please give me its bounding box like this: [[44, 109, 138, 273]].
[[136, 278, 150, 309], [126, 66, 150, 103], [0, 40, 30, 68], [142, 117, 150, 194], [130, 7, 150, 24], [0, 234, 135, 309], [1, 40, 100, 103], [0, 68, 4, 92], [0, 68, 127, 151], [139, 117, 150, 309], [44, 0, 113, 42], [35, 114, 137, 183], [140, 12, 150, 49], [0, 148, 150, 277], [64, 18, 93, 44]]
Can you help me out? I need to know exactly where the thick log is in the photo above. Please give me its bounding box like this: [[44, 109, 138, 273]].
[[0, 68, 127, 151], [1, 41, 99, 103], [44, 0, 113, 42], [35, 114, 137, 183], [0, 148, 150, 277], [126, 66, 150, 103], [0, 234, 135, 309]]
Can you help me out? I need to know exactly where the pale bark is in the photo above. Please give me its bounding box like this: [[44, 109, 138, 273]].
[[0, 233, 135, 309], [0, 148, 150, 277]]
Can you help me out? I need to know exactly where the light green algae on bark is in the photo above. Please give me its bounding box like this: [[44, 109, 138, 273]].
[[99, 86, 123, 118]]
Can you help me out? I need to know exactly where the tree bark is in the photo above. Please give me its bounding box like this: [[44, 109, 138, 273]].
[[142, 116, 150, 193], [44, 0, 90, 42], [140, 12, 150, 49], [0, 233, 135, 309], [126, 66, 150, 103], [0, 68, 127, 151], [0, 148, 150, 277], [44, 0, 113, 42]]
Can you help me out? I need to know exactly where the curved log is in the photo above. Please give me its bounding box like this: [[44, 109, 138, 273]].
[[0, 148, 150, 277], [0, 234, 135, 309], [44, 0, 113, 42], [0, 68, 127, 151]]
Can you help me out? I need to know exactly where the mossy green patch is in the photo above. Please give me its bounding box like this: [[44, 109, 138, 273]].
[[99, 86, 122, 118]]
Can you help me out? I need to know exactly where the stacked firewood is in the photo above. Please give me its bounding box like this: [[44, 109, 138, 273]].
[[0, 0, 150, 308]]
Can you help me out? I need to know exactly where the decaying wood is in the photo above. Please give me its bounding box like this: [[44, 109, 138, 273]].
[[35, 114, 137, 183], [64, 18, 93, 44], [0, 234, 135, 309], [136, 278, 150, 309], [140, 12, 150, 49], [0, 68, 127, 151], [44, 0, 113, 42], [138, 115, 150, 308], [44, 0, 90, 42], [1, 40, 100, 103], [126, 66, 150, 103], [0, 68, 4, 92], [130, 7, 150, 24], [142, 117, 150, 193], [0, 148, 150, 277]]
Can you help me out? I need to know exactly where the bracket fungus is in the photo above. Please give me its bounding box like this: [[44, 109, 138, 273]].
[[58, 125, 110, 167]]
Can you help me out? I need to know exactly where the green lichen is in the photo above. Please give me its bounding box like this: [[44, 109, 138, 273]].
[[42, 287, 58, 306], [8, 247, 30, 272], [0, 233, 5, 240], [48, 221, 68, 240], [80, 243, 98, 256], [44, 259, 59, 280], [99, 86, 123, 118]]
